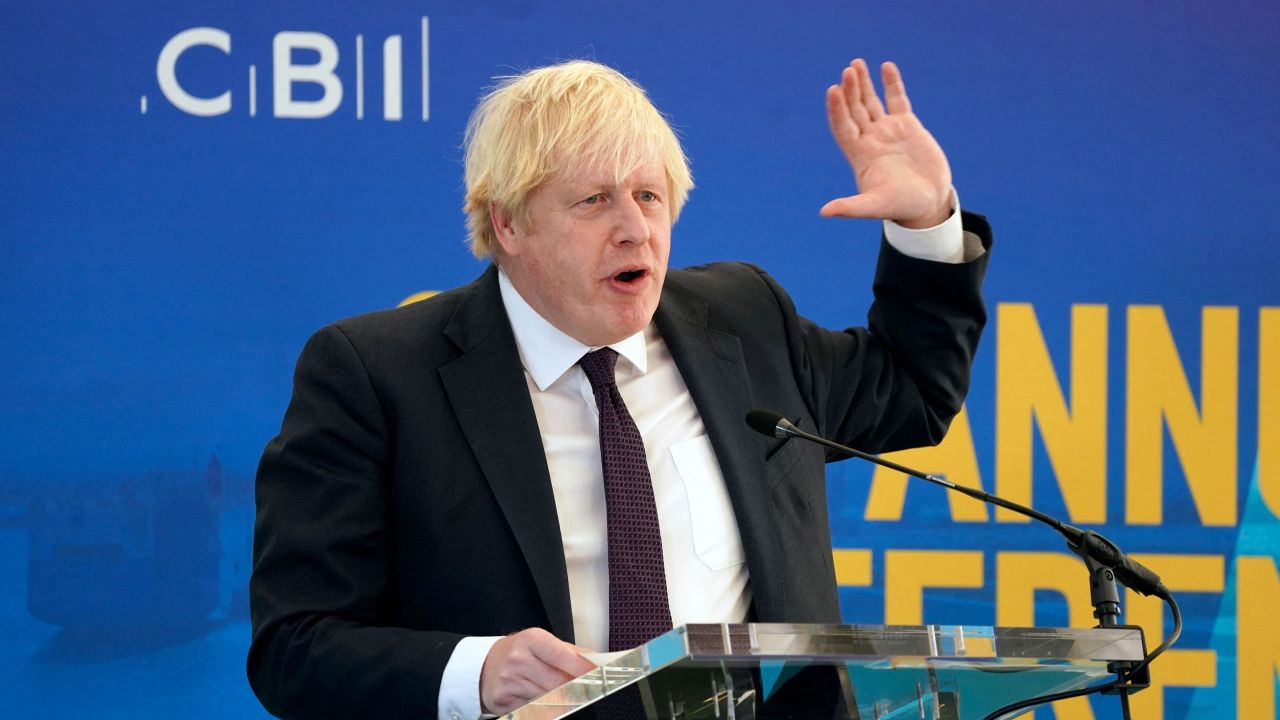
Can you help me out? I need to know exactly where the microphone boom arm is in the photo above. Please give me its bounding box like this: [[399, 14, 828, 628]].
[[745, 409, 1166, 598]]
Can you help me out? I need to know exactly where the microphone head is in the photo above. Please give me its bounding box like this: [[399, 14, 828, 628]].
[[745, 409, 787, 438]]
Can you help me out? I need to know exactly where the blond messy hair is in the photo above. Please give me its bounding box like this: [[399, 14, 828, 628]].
[[463, 60, 694, 259]]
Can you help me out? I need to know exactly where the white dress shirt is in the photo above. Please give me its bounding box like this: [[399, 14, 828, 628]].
[[437, 206, 976, 720]]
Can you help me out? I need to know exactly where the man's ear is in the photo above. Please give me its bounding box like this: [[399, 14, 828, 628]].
[[488, 202, 521, 257]]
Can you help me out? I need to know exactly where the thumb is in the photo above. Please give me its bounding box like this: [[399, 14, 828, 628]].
[[819, 193, 888, 219]]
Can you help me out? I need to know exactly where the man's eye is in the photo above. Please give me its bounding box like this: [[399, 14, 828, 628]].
[[583, 194, 604, 205], [637, 190, 658, 202]]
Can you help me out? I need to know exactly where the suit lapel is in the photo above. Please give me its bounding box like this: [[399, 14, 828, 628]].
[[434, 266, 788, 637], [438, 267, 575, 641], [655, 275, 787, 622]]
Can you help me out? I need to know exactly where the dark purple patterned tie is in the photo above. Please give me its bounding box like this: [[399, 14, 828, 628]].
[[579, 348, 672, 652]]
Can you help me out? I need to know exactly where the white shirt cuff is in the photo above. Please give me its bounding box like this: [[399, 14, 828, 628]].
[[438, 635, 503, 720], [882, 188, 968, 264]]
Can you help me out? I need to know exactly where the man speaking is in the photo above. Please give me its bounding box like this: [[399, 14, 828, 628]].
[[248, 57, 990, 719]]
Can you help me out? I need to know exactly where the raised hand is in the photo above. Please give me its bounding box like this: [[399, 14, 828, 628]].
[[821, 59, 953, 229]]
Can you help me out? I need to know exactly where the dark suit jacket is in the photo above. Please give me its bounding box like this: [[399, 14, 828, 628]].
[[248, 214, 991, 718]]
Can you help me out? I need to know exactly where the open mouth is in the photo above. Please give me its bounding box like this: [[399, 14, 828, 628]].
[[614, 269, 646, 284]]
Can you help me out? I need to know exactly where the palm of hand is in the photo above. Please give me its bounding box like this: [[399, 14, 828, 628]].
[[822, 60, 953, 229]]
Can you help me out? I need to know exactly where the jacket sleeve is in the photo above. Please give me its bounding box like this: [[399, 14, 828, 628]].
[[774, 210, 992, 456]]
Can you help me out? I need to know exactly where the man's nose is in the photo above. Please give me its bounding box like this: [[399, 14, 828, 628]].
[[611, 196, 651, 246]]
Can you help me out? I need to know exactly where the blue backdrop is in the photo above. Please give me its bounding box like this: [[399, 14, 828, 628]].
[[2, 2, 1277, 717]]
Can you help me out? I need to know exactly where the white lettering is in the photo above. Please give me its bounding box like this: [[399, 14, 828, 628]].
[[157, 27, 232, 116], [151, 21, 428, 122], [273, 32, 342, 119], [383, 35, 402, 121], [355, 35, 365, 120]]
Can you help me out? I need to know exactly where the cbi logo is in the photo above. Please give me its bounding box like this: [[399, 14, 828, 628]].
[[142, 18, 430, 121]]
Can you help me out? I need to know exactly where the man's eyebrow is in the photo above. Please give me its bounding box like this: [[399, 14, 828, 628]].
[[560, 180, 619, 198]]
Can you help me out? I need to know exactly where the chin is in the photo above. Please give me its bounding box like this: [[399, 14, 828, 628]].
[[596, 314, 652, 345], [580, 296, 658, 345]]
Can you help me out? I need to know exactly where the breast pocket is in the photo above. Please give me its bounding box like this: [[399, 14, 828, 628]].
[[762, 436, 807, 490], [670, 436, 746, 571]]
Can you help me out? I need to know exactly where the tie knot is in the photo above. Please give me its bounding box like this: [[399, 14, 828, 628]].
[[579, 348, 619, 390]]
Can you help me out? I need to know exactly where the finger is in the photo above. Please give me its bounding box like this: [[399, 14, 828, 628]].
[[842, 64, 869, 127], [487, 677, 549, 715], [506, 677, 550, 703], [820, 193, 889, 219], [502, 648, 576, 693], [854, 58, 885, 120], [527, 631, 596, 676], [827, 85, 860, 147], [881, 61, 912, 115], [517, 658, 576, 692]]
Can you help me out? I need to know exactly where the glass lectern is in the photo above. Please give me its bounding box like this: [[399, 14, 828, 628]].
[[501, 623, 1145, 720]]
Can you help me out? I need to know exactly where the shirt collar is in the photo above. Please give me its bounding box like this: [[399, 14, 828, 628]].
[[498, 268, 648, 391]]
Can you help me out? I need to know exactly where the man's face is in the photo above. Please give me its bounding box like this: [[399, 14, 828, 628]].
[[495, 159, 672, 347]]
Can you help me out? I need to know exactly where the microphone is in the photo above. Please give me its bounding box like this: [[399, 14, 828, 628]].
[[744, 409, 1165, 598]]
